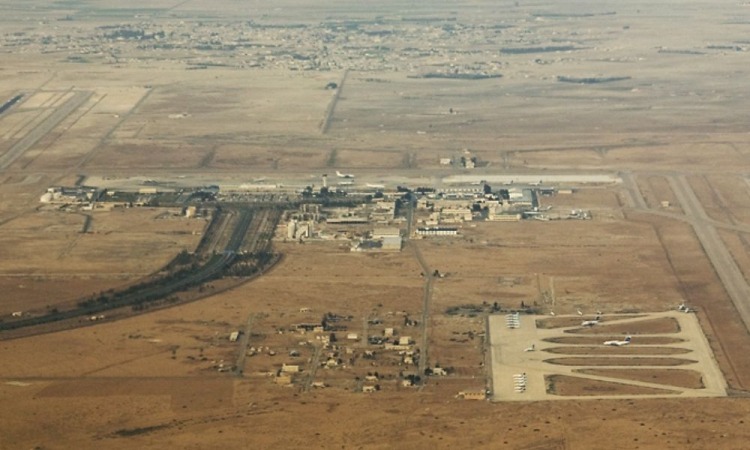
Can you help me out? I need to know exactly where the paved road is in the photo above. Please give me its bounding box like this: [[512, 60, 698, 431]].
[[0, 90, 91, 171], [668, 175, 750, 333]]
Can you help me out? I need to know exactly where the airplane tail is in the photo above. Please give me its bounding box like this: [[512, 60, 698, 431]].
[[625, 336, 632, 342]]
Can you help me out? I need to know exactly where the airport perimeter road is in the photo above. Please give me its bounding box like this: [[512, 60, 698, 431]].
[[669, 175, 750, 332], [0, 90, 91, 171]]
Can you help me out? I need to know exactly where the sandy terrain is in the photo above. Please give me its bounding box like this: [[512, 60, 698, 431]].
[[1, 0, 750, 448]]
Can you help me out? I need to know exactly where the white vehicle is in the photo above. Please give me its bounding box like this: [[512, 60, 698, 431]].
[[338, 180, 354, 186], [581, 320, 599, 327], [366, 183, 385, 189], [336, 171, 355, 179], [603, 336, 631, 346]]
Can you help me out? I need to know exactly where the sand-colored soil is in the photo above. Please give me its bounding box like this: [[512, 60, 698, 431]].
[[575, 368, 705, 390], [546, 374, 677, 396], [546, 357, 697, 367]]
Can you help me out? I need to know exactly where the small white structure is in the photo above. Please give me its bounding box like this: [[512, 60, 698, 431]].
[[416, 227, 459, 236], [229, 331, 240, 342], [398, 336, 412, 346]]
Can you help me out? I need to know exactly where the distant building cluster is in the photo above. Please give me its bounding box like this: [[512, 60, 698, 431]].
[[4, 18, 510, 75]]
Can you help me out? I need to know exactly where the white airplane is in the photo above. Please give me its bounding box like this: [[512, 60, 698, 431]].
[[523, 344, 536, 352], [336, 171, 355, 179], [529, 180, 542, 186], [366, 183, 385, 189], [603, 336, 631, 346], [504, 179, 514, 185], [581, 320, 599, 327]]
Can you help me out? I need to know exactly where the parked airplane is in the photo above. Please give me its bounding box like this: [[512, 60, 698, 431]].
[[603, 336, 631, 346], [336, 171, 354, 178], [529, 180, 542, 186]]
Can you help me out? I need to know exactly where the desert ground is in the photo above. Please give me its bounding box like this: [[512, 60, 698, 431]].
[[2, 0, 750, 449]]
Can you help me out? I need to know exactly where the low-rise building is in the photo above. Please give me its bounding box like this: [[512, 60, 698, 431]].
[[275, 375, 292, 385], [372, 227, 400, 239], [282, 364, 300, 373], [458, 390, 486, 400], [381, 235, 403, 251]]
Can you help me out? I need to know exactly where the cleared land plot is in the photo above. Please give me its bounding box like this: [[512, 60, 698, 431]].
[[546, 357, 697, 367], [536, 315, 643, 329], [130, 72, 336, 140], [0, 209, 205, 314], [546, 374, 677, 397], [568, 317, 681, 335], [576, 368, 705, 390], [423, 218, 684, 315]]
